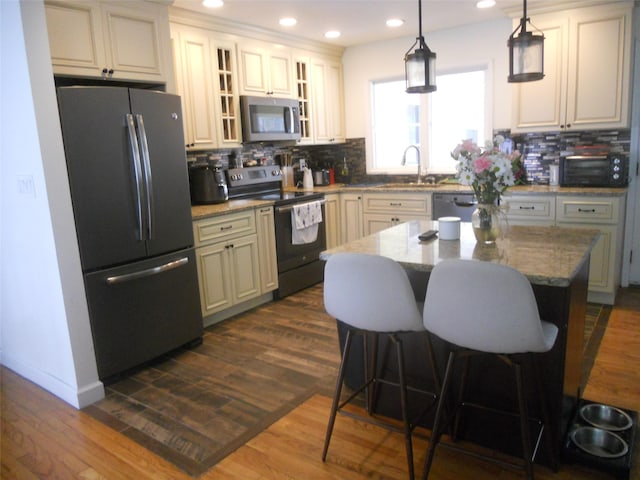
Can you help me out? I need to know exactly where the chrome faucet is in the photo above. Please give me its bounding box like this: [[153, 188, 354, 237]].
[[401, 145, 422, 184]]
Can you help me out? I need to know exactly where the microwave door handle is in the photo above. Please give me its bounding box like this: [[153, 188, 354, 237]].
[[285, 106, 293, 133]]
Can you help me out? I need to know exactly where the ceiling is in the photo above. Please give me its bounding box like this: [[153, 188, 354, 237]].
[[170, 0, 595, 47]]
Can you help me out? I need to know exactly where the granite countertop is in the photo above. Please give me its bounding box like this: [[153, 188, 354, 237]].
[[320, 220, 600, 287], [192, 183, 627, 220]]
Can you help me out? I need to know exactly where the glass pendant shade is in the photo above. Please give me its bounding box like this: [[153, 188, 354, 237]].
[[508, 30, 544, 82], [405, 44, 437, 93]]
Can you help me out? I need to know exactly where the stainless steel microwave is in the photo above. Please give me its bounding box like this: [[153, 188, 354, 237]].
[[559, 152, 629, 187], [240, 95, 301, 143]]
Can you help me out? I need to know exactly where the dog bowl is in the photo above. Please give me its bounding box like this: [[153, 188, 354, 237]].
[[580, 404, 632, 432], [570, 426, 629, 459]]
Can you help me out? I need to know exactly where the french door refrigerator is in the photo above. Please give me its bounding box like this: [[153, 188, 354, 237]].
[[57, 86, 202, 381]]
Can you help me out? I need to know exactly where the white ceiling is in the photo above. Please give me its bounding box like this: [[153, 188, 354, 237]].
[[170, 0, 598, 47]]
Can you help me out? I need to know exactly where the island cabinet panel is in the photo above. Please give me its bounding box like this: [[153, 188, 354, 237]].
[[511, 3, 632, 132], [45, 0, 170, 83]]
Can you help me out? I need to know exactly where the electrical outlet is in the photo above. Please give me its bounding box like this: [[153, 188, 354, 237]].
[[17, 175, 36, 197]]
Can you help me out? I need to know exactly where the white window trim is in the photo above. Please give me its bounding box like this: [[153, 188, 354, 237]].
[[365, 62, 494, 176]]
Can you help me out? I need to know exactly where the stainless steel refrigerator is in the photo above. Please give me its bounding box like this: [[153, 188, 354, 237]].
[[57, 86, 202, 381]]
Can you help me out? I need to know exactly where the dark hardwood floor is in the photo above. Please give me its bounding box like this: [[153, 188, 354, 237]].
[[2, 286, 639, 479]]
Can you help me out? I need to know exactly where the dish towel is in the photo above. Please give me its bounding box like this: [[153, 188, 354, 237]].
[[291, 201, 323, 245]]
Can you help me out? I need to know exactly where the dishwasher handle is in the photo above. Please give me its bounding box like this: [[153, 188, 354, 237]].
[[454, 200, 477, 208]]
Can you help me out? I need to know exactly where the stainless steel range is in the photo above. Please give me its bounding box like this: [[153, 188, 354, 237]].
[[226, 165, 326, 298]]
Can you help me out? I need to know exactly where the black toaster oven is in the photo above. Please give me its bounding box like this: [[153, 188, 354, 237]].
[[559, 152, 629, 187]]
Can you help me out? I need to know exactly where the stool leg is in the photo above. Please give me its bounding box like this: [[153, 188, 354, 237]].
[[322, 328, 353, 461], [422, 350, 456, 480], [533, 356, 558, 471], [452, 353, 471, 441], [394, 335, 415, 480], [368, 332, 380, 414], [514, 359, 534, 480]]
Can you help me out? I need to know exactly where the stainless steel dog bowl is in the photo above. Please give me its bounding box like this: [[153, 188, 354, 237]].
[[580, 404, 633, 431], [570, 426, 629, 459]]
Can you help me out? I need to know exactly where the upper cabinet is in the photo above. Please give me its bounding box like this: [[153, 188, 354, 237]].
[[511, 3, 632, 133], [45, 0, 171, 84], [237, 40, 295, 97], [310, 56, 346, 144], [171, 23, 241, 150]]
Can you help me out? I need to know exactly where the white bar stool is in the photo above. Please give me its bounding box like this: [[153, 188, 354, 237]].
[[421, 259, 559, 480], [322, 253, 440, 480]]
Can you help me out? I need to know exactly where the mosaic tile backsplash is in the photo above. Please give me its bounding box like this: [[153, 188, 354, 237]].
[[188, 128, 631, 186]]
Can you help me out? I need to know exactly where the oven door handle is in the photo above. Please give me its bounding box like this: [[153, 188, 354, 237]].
[[276, 199, 326, 214]]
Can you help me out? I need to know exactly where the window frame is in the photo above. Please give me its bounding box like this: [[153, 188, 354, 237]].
[[366, 63, 494, 176]]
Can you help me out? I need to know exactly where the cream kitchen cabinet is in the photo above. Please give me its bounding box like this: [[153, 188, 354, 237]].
[[255, 206, 278, 293], [324, 193, 341, 249], [193, 210, 261, 318], [237, 40, 295, 97], [171, 24, 241, 150], [310, 56, 345, 143], [340, 193, 364, 244], [293, 55, 313, 145], [501, 194, 556, 226], [363, 192, 431, 235], [45, 0, 171, 84], [556, 195, 626, 304], [511, 3, 632, 133]]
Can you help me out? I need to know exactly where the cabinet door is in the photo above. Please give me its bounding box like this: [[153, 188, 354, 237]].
[[511, 16, 568, 132], [256, 207, 278, 293], [196, 242, 233, 315], [326, 60, 345, 142], [324, 194, 341, 249], [45, 1, 107, 76], [172, 25, 217, 149], [213, 42, 242, 145], [237, 42, 294, 96], [566, 9, 631, 129], [101, 3, 166, 81], [229, 234, 261, 304], [363, 214, 394, 236], [340, 194, 363, 243], [310, 57, 345, 144]]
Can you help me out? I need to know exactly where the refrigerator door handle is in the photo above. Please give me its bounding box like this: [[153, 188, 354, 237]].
[[135, 114, 154, 240], [126, 114, 147, 241], [105, 257, 189, 285]]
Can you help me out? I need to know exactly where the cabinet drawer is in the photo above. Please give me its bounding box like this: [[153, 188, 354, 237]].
[[502, 196, 555, 222], [363, 193, 430, 215], [556, 196, 619, 224], [193, 210, 256, 246]]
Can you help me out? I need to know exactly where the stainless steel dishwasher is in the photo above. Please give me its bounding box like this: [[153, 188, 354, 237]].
[[432, 192, 477, 221]]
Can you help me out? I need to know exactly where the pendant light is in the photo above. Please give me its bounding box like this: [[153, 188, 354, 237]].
[[404, 0, 436, 93], [508, 0, 544, 82]]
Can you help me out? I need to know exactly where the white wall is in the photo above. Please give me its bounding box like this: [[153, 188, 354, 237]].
[[0, 0, 103, 408], [342, 18, 513, 152]]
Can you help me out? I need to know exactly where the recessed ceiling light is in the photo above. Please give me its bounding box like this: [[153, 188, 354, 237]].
[[202, 0, 223, 8], [386, 18, 404, 28], [476, 0, 496, 8], [279, 17, 297, 27], [324, 30, 341, 39]]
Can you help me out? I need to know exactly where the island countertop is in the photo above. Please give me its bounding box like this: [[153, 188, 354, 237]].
[[320, 220, 600, 287]]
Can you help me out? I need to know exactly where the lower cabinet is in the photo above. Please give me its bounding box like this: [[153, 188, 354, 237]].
[[556, 195, 626, 304], [340, 193, 364, 243], [363, 192, 431, 235], [501, 194, 556, 226], [324, 193, 341, 249], [193, 207, 277, 322]]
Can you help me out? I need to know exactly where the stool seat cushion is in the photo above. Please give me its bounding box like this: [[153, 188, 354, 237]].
[[324, 253, 424, 333], [423, 259, 558, 354]]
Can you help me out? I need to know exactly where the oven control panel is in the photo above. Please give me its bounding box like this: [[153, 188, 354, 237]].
[[226, 166, 282, 187]]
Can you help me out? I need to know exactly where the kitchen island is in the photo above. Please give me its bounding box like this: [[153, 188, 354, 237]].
[[320, 220, 600, 467]]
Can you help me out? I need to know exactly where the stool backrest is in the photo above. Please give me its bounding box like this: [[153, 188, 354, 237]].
[[324, 253, 424, 332], [424, 259, 555, 353]]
